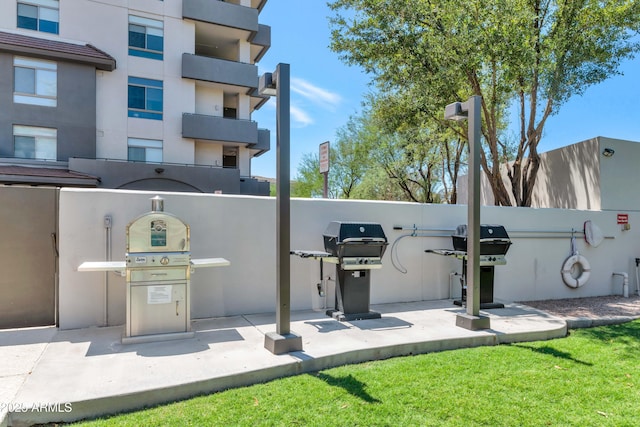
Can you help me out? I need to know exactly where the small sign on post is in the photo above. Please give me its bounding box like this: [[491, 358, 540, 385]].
[[319, 141, 330, 198]]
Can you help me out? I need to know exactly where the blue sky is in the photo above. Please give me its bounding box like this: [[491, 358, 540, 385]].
[[252, 1, 640, 179]]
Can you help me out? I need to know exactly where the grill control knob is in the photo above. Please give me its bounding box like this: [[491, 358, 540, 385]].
[[160, 256, 170, 266]]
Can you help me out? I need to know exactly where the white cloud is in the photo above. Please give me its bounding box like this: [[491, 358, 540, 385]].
[[291, 78, 342, 110], [290, 105, 314, 127], [263, 101, 313, 127]]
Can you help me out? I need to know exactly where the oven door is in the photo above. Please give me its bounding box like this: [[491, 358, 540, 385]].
[[128, 279, 187, 337]]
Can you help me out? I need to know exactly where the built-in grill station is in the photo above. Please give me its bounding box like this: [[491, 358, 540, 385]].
[[292, 221, 388, 321], [79, 196, 230, 344], [426, 224, 511, 309]]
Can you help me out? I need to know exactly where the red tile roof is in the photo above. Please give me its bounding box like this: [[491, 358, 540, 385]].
[[0, 31, 115, 70]]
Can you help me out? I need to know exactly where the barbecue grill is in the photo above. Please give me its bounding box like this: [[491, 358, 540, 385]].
[[292, 221, 388, 321], [78, 196, 230, 344], [123, 196, 194, 343], [426, 224, 511, 309]]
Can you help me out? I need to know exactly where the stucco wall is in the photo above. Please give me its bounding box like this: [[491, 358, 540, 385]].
[[58, 188, 640, 329], [459, 136, 640, 211]]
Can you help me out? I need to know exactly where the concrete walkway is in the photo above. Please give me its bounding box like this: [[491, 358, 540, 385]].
[[1, 300, 567, 426]]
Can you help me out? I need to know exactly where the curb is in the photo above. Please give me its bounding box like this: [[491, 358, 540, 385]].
[[565, 315, 640, 329]]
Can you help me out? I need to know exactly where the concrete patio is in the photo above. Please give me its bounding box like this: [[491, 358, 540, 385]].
[[1, 299, 568, 426]]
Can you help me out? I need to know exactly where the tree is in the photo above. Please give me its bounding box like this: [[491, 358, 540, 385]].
[[292, 152, 325, 198], [293, 107, 465, 203], [329, 0, 640, 206], [368, 92, 467, 203], [292, 115, 374, 199], [331, 115, 375, 198]]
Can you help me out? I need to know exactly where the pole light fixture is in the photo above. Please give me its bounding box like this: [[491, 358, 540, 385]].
[[444, 96, 490, 331], [258, 63, 303, 354]]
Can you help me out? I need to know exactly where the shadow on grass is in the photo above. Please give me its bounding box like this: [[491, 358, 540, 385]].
[[314, 372, 381, 404], [511, 344, 593, 366], [572, 320, 640, 358], [575, 320, 640, 343]]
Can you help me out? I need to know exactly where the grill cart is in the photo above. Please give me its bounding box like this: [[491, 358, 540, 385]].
[[426, 224, 511, 309], [292, 221, 388, 321]]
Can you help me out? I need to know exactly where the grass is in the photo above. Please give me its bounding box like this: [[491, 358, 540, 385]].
[[74, 321, 640, 426]]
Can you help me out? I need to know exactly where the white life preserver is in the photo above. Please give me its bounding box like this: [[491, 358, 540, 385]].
[[561, 254, 591, 288]]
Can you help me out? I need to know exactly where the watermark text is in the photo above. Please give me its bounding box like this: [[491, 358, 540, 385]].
[[0, 402, 73, 413]]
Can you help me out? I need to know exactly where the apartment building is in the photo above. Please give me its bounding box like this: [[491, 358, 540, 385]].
[[0, 0, 271, 194]]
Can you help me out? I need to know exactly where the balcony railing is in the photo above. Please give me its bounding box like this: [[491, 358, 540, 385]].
[[182, 53, 257, 89], [182, 113, 258, 145], [183, 0, 258, 32]]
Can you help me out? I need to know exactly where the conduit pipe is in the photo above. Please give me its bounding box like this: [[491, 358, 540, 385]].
[[635, 258, 640, 296], [612, 272, 629, 298], [104, 215, 112, 326]]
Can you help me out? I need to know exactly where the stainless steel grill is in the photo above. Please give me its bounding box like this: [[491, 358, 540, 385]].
[[78, 195, 230, 344], [123, 197, 193, 343]]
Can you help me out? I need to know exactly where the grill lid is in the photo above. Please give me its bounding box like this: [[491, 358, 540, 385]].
[[323, 221, 388, 258], [452, 224, 511, 255], [323, 221, 387, 242]]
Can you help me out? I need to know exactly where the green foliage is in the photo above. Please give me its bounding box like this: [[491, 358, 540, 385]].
[[75, 320, 640, 426], [328, 0, 640, 206], [292, 152, 325, 198], [293, 108, 463, 203]]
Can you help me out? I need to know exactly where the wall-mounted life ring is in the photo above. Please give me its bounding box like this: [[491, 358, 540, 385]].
[[561, 254, 591, 288]]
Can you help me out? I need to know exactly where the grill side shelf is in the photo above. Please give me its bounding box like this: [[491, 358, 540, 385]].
[[78, 261, 126, 276]]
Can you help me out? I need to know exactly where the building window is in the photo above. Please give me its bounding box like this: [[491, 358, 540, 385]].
[[13, 56, 57, 107], [128, 77, 163, 120], [17, 0, 59, 34], [13, 125, 57, 160], [128, 138, 162, 163], [223, 146, 238, 168], [128, 15, 164, 60]]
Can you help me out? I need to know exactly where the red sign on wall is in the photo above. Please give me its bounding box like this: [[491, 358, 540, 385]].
[[617, 214, 629, 224]]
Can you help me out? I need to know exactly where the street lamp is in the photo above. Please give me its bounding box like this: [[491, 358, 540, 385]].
[[259, 63, 303, 354], [444, 95, 490, 330]]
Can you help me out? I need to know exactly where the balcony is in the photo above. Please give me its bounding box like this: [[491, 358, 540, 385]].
[[249, 24, 271, 62], [251, 129, 270, 156], [183, 0, 258, 33], [182, 113, 258, 145], [182, 53, 257, 90]]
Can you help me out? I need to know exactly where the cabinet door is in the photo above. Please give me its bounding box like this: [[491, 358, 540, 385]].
[[130, 283, 186, 336]]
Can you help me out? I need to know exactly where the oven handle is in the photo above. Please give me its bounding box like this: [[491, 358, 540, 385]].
[[340, 237, 387, 244]]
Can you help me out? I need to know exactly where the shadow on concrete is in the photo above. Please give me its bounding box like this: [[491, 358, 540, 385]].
[[0, 326, 57, 347], [350, 316, 413, 331], [79, 327, 245, 357], [304, 320, 350, 333], [483, 304, 565, 320]]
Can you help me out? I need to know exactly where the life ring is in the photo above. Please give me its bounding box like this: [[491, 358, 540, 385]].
[[561, 254, 591, 288]]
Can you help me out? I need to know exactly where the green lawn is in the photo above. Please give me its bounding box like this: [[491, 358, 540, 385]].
[[75, 320, 640, 426]]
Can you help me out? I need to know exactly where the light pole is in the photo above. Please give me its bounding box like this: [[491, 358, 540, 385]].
[[444, 95, 490, 330], [259, 63, 303, 354]]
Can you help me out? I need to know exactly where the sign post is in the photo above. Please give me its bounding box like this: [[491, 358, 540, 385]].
[[319, 141, 330, 198]]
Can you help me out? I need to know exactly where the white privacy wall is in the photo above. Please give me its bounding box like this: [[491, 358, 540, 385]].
[[59, 188, 640, 329]]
